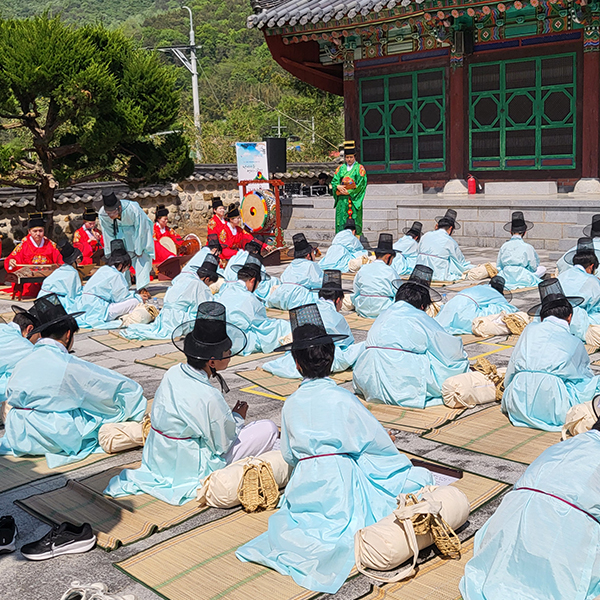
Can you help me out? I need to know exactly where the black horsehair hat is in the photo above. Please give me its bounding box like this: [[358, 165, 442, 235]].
[[83, 207, 97, 222], [488, 275, 512, 302], [172, 301, 247, 361], [26, 293, 85, 336], [403, 221, 423, 238], [565, 237, 597, 265], [245, 239, 262, 256], [58, 240, 83, 266], [196, 253, 220, 280], [288, 233, 318, 258], [206, 233, 222, 251], [583, 214, 600, 238], [102, 189, 120, 210], [504, 211, 534, 234], [343, 218, 357, 231], [226, 203, 240, 219], [436, 209, 461, 230], [321, 269, 352, 294], [27, 212, 45, 229], [107, 239, 130, 261], [275, 303, 348, 352], [527, 278, 584, 317], [156, 205, 169, 218], [212, 197, 224, 210], [372, 233, 398, 255], [232, 254, 270, 281], [11, 303, 40, 329], [393, 264, 442, 302]]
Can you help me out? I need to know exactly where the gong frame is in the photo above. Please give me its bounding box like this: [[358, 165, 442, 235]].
[[238, 179, 285, 248]]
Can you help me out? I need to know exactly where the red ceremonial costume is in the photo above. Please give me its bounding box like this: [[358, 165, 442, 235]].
[[73, 225, 104, 266], [220, 222, 260, 260], [153, 223, 184, 264], [4, 235, 63, 298], [207, 215, 227, 241]]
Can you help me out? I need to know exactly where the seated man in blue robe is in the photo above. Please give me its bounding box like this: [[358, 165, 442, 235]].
[[0, 294, 146, 467], [392, 221, 422, 276], [557, 213, 600, 274], [319, 218, 367, 273], [39, 240, 83, 312], [266, 233, 323, 310], [263, 269, 365, 378], [353, 265, 469, 407], [351, 233, 399, 318], [236, 304, 434, 594], [104, 302, 279, 505], [496, 211, 545, 290], [417, 209, 472, 281], [218, 254, 291, 355], [121, 254, 218, 340], [502, 279, 600, 431], [460, 417, 600, 600], [436, 276, 517, 335], [76, 240, 142, 329], [558, 237, 600, 341], [181, 233, 222, 275]]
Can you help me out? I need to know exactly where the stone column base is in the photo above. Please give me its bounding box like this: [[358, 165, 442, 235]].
[[441, 179, 468, 195], [573, 178, 600, 194]]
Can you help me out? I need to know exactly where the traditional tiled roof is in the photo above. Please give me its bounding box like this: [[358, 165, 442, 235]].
[[188, 162, 338, 182]]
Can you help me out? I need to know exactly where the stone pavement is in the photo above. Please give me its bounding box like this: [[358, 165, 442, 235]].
[[0, 245, 594, 600]]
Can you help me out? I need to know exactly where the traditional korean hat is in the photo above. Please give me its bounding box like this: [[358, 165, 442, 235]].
[[172, 301, 246, 361], [27, 293, 85, 336], [487, 275, 512, 302], [503, 211, 533, 234], [275, 303, 348, 352], [106, 239, 130, 261], [83, 207, 97, 222], [231, 254, 270, 281], [527, 278, 584, 316], [287, 233, 318, 258], [195, 254, 219, 281], [58, 240, 83, 266], [27, 212, 45, 229], [435, 209, 461, 230], [403, 221, 423, 238], [226, 203, 240, 219], [102, 189, 120, 210], [155, 204, 169, 218], [343, 140, 356, 156], [372, 233, 398, 255], [212, 197, 224, 210], [564, 237, 597, 265], [583, 214, 600, 238], [11, 304, 41, 329], [320, 269, 352, 294], [343, 218, 357, 231], [244, 239, 262, 256], [206, 233, 222, 252], [393, 264, 442, 302]]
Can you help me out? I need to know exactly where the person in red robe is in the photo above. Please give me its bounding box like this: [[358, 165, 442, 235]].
[[153, 205, 184, 264], [221, 203, 266, 261], [4, 213, 63, 298], [206, 197, 227, 244], [72, 207, 104, 266]]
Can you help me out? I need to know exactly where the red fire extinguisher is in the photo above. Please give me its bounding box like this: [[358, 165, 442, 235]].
[[467, 174, 477, 195]]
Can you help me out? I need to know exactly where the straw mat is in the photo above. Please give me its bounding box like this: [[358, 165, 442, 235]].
[[0, 311, 14, 322], [501, 335, 520, 347], [363, 403, 465, 433], [460, 334, 490, 346], [265, 308, 290, 320], [135, 351, 278, 371], [16, 462, 208, 551], [585, 344, 598, 355], [90, 332, 171, 350], [0, 451, 110, 494], [423, 405, 561, 464], [344, 313, 376, 331], [508, 285, 538, 294], [115, 509, 319, 600]]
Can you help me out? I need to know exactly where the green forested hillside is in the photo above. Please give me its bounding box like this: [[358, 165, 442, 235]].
[[0, 0, 343, 163]]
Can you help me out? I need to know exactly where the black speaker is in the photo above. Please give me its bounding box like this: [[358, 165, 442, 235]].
[[455, 30, 474, 56], [264, 137, 287, 174]]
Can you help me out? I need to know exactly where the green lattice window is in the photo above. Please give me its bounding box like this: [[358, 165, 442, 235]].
[[360, 69, 446, 173], [469, 54, 576, 170]]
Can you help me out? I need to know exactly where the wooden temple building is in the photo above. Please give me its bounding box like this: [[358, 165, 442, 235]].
[[248, 0, 600, 191]]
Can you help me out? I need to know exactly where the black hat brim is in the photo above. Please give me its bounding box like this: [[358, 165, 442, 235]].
[[503, 221, 534, 233], [274, 332, 348, 353], [171, 319, 247, 360], [29, 311, 86, 337], [402, 227, 422, 236], [231, 263, 271, 281], [63, 248, 83, 265], [196, 267, 219, 281], [527, 295, 584, 317], [564, 248, 598, 266], [435, 216, 461, 230], [393, 279, 442, 302], [370, 245, 398, 255], [320, 284, 353, 294], [287, 243, 319, 258], [582, 224, 600, 238]]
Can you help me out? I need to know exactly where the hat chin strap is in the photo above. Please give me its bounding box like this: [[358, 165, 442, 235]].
[[210, 366, 230, 394]]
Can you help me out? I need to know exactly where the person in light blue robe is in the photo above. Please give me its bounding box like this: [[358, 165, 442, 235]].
[[502, 278, 600, 431], [218, 254, 291, 354], [354, 265, 469, 407], [0, 294, 146, 468], [39, 240, 83, 312], [436, 276, 517, 335], [391, 221, 422, 276], [318, 218, 367, 272], [557, 237, 600, 341], [496, 211, 545, 290], [104, 302, 278, 505], [417, 209, 472, 281], [98, 189, 154, 290], [266, 233, 322, 310], [263, 270, 365, 378], [121, 254, 218, 340], [556, 213, 600, 275], [76, 240, 141, 329], [460, 425, 600, 600], [181, 233, 221, 275], [351, 233, 399, 318], [236, 304, 434, 594]]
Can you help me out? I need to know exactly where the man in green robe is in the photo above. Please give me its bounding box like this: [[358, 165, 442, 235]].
[[330, 142, 368, 235]]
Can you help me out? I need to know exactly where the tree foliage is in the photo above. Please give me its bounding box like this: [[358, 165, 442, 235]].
[[0, 15, 194, 209]]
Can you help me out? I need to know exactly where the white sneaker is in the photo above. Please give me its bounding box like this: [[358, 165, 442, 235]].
[[60, 581, 108, 600]]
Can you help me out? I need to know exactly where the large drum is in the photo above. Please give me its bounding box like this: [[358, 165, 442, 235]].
[[241, 189, 277, 233]]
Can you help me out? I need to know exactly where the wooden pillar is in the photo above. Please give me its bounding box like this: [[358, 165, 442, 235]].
[[343, 50, 358, 147], [582, 26, 600, 178], [448, 53, 466, 180]]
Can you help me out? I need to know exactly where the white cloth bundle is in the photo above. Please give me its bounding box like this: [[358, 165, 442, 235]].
[[472, 312, 511, 337], [426, 301, 442, 318], [196, 450, 293, 509], [348, 254, 374, 273], [342, 294, 355, 312], [465, 263, 496, 281], [561, 401, 598, 440], [120, 303, 159, 327], [354, 485, 469, 582], [585, 324, 600, 350], [210, 278, 225, 295], [442, 371, 497, 408], [98, 421, 145, 454]]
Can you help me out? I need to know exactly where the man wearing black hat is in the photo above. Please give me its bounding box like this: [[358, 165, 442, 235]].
[[73, 207, 104, 266], [557, 213, 600, 275], [417, 209, 473, 282], [39, 241, 83, 313], [4, 212, 63, 298], [98, 189, 155, 291], [502, 279, 599, 431], [319, 218, 369, 273], [104, 302, 279, 505], [218, 255, 291, 354], [267, 233, 324, 311], [182, 233, 223, 275], [391, 221, 423, 276], [353, 265, 469, 408], [0, 293, 146, 466], [496, 211, 546, 290], [207, 197, 227, 240]]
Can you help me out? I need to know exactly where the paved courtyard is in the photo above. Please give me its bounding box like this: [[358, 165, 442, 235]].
[[0, 244, 592, 600]]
